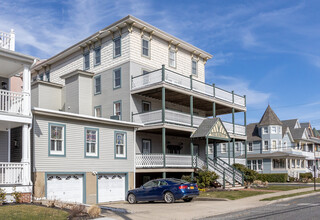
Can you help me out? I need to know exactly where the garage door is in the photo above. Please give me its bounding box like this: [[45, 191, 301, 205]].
[[98, 174, 126, 203], [47, 174, 83, 203]]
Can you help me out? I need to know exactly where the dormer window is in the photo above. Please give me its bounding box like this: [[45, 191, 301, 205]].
[[263, 127, 268, 134]]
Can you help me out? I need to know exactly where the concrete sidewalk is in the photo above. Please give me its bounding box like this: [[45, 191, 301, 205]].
[[99, 187, 318, 220]]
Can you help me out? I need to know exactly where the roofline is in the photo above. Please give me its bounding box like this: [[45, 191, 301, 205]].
[[32, 15, 212, 71], [32, 107, 143, 128], [0, 47, 38, 65]]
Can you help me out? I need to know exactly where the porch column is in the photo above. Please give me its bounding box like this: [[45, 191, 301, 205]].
[[228, 141, 231, 164], [206, 137, 209, 169], [162, 127, 166, 178], [214, 142, 217, 159], [190, 95, 193, 127], [21, 124, 29, 163], [232, 108, 235, 134], [233, 138, 235, 165], [191, 140, 194, 178], [213, 102, 216, 118], [22, 64, 31, 115], [162, 87, 166, 123], [245, 141, 247, 166]]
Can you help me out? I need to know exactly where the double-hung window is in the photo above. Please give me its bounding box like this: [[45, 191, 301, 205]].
[[142, 101, 151, 112], [236, 143, 240, 152], [192, 59, 197, 75], [45, 71, 50, 82], [208, 144, 214, 155], [94, 76, 101, 95], [113, 68, 121, 89], [263, 127, 268, 134], [169, 49, 176, 68], [272, 140, 277, 150], [115, 132, 126, 158], [221, 143, 227, 153], [85, 128, 98, 157], [113, 101, 121, 120], [39, 73, 44, 81], [83, 51, 90, 70], [271, 126, 276, 134], [248, 142, 253, 152], [247, 160, 252, 169], [94, 106, 102, 117], [142, 139, 151, 154], [113, 37, 121, 58], [142, 38, 150, 57], [94, 47, 101, 66], [263, 140, 269, 151], [252, 160, 257, 170], [49, 123, 65, 156]]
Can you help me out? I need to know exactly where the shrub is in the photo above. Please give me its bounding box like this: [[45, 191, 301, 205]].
[[181, 175, 193, 183], [233, 163, 258, 183], [300, 172, 313, 180], [12, 187, 22, 203], [87, 205, 101, 218], [196, 169, 219, 189], [0, 188, 6, 205], [257, 173, 288, 183], [69, 204, 86, 218]]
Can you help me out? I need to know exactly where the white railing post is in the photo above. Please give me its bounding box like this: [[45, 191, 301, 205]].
[[10, 29, 15, 51]]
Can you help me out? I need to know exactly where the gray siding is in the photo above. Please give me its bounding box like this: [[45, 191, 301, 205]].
[[78, 75, 93, 115], [33, 115, 135, 173], [31, 84, 39, 108], [0, 131, 8, 162], [92, 62, 131, 121], [65, 75, 79, 114]]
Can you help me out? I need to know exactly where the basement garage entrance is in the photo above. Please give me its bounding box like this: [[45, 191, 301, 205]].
[[98, 174, 126, 203], [46, 174, 83, 203]]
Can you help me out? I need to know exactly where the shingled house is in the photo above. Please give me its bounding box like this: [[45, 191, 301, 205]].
[[244, 105, 320, 178]]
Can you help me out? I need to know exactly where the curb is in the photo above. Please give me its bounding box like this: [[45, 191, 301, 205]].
[[100, 206, 130, 214], [266, 191, 320, 204], [195, 197, 228, 201]]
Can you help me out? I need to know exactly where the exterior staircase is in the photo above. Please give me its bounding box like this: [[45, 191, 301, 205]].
[[195, 156, 244, 189]]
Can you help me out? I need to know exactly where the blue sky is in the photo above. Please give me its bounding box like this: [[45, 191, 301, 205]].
[[1, 0, 320, 127]]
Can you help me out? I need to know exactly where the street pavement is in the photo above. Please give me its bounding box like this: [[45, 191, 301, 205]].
[[99, 187, 319, 220], [204, 193, 320, 220]]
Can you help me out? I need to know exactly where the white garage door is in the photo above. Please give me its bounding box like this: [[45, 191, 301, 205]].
[[98, 174, 126, 203], [47, 174, 83, 203]]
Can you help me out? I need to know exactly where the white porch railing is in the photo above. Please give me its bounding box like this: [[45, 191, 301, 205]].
[[131, 68, 246, 107], [133, 110, 246, 136], [0, 162, 28, 185], [136, 154, 192, 168], [0, 29, 15, 51], [0, 89, 28, 115]]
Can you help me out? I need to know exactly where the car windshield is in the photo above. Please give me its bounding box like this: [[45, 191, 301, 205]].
[[167, 178, 189, 184]]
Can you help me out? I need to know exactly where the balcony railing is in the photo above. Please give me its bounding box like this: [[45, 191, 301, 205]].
[[0, 162, 28, 185], [136, 154, 193, 168], [0, 89, 28, 115], [133, 109, 246, 136], [131, 68, 246, 107], [0, 30, 15, 51]]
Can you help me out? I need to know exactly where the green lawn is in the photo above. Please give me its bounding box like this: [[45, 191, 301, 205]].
[[262, 185, 310, 191], [260, 190, 320, 201], [199, 190, 272, 200], [0, 204, 69, 220]]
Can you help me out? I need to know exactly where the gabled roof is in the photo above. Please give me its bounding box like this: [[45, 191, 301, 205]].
[[246, 123, 261, 142], [191, 118, 230, 141], [258, 105, 282, 126], [300, 122, 310, 129], [290, 128, 306, 140], [313, 128, 320, 138], [281, 119, 299, 129]]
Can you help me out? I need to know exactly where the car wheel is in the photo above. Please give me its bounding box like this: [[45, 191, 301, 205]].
[[127, 193, 137, 204], [164, 192, 175, 203], [183, 198, 193, 202]]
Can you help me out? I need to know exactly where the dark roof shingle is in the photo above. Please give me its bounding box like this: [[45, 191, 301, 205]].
[[258, 105, 282, 126]]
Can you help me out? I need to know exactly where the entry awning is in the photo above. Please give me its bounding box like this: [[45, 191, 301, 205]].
[[190, 118, 231, 141]]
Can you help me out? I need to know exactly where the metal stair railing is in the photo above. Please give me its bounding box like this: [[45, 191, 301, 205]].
[[213, 157, 244, 185]]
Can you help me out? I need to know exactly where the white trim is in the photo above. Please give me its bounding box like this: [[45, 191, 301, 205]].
[[32, 107, 142, 127]]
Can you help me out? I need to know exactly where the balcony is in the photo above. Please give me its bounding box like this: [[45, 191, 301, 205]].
[[132, 109, 246, 136], [0, 90, 29, 115], [0, 162, 29, 185], [0, 30, 15, 51], [131, 68, 246, 108]]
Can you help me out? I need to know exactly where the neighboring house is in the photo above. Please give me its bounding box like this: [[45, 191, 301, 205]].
[[0, 29, 37, 202], [243, 105, 320, 178], [30, 15, 247, 202]]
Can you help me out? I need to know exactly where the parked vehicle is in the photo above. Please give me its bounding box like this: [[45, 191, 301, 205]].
[[126, 178, 199, 204]]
